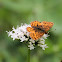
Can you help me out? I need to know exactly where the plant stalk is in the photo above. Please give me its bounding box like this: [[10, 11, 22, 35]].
[[28, 49, 30, 62]]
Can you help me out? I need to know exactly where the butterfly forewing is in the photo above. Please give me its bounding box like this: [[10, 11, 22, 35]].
[[31, 21, 42, 27], [40, 21, 54, 32]]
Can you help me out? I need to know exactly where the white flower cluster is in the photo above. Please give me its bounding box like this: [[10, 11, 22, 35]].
[[6, 23, 49, 50]]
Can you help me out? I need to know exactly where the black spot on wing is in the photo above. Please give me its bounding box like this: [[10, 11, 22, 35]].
[[37, 25, 38, 26]]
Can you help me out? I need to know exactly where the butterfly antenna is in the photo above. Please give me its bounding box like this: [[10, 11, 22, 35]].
[[48, 29, 56, 33]]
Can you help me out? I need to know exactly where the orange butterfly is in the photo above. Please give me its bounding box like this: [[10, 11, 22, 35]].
[[27, 21, 54, 40]]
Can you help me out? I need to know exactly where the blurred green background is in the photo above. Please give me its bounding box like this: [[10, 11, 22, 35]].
[[0, 0, 62, 62]]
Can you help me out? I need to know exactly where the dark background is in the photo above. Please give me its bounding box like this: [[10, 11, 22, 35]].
[[0, 0, 62, 62]]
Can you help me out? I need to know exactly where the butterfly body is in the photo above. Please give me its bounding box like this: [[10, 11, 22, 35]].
[[27, 21, 54, 40], [33, 26, 45, 32]]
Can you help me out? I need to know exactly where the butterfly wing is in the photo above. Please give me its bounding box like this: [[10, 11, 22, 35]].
[[27, 27, 44, 40], [40, 21, 54, 32], [30, 31, 44, 40], [30, 21, 42, 27], [26, 27, 35, 32], [27, 27, 42, 40]]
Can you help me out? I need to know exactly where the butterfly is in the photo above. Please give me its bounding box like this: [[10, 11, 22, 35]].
[[27, 21, 54, 40]]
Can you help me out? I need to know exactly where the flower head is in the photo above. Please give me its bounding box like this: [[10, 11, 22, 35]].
[[6, 23, 49, 50]]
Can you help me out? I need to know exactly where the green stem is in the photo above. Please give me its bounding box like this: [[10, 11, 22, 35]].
[[28, 49, 30, 62]]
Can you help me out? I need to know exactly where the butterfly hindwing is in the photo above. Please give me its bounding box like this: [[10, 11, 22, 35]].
[[30, 31, 44, 40]]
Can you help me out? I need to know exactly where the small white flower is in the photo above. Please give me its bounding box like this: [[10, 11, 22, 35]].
[[29, 39, 35, 43], [28, 42, 35, 50], [42, 34, 49, 39], [38, 41, 45, 44], [38, 44, 48, 50]]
